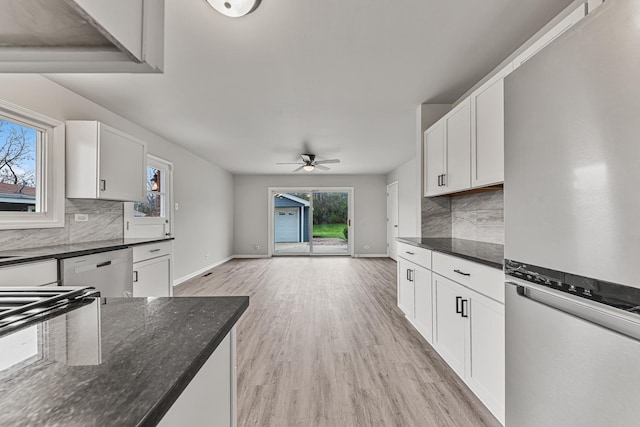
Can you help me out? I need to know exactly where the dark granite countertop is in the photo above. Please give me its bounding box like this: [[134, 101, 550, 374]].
[[0, 237, 174, 267], [0, 296, 249, 426], [397, 237, 504, 270]]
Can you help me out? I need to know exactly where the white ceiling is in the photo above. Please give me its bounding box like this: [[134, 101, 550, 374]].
[[48, 0, 571, 175]]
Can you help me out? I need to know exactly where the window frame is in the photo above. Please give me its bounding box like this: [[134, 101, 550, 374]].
[[0, 100, 64, 229]]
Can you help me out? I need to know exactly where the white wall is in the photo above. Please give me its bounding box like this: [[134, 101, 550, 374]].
[[386, 158, 419, 237], [0, 74, 234, 281], [233, 174, 387, 256]]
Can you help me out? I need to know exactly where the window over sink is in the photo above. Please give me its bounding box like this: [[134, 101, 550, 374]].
[[0, 100, 64, 229]]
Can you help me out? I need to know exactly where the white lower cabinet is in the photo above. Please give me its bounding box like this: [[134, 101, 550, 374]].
[[159, 327, 237, 427], [396, 245, 505, 424], [466, 291, 505, 422], [133, 255, 171, 297], [432, 273, 505, 423], [397, 258, 415, 319], [432, 274, 467, 378], [413, 265, 433, 343], [132, 241, 173, 297], [397, 247, 434, 344]]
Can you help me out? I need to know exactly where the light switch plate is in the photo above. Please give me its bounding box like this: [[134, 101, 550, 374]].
[[74, 214, 89, 222]]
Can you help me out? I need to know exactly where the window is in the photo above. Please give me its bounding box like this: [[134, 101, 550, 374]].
[[0, 100, 64, 229], [125, 155, 173, 238]]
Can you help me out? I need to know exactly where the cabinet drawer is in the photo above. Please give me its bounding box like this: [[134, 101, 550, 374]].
[[133, 241, 173, 263], [397, 242, 432, 269], [432, 252, 504, 303], [0, 259, 58, 287]]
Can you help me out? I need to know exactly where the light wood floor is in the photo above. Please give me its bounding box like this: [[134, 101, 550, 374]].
[[176, 257, 501, 427]]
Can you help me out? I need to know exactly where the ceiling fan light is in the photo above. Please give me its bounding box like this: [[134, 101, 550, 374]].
[[205, 0, 261, 17], [303, 165, 315, 172]]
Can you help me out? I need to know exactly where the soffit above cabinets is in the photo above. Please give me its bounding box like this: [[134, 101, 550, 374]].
[[0, 0, 164, 73]]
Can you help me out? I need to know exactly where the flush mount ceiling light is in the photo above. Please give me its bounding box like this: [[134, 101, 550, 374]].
[[206, 0, 261, 17]]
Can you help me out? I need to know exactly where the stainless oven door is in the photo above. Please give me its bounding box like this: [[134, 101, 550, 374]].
[[506, 278, 640, 427]]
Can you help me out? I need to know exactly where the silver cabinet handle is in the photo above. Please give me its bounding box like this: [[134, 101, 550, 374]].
[[133, 271, 139, 282], [406, 251, 415, 255], [454, 269, 470, 277], [100, 179, 107, 191], [456, 296, 463, 314], [149, 249, 161, 253]]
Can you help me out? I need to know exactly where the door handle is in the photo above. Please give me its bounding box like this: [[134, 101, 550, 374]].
[[456, 296, 462, 314], [406, 251, 414, 255], [133, 271, 139, 282], [96, 261, 112, 268], [149, 249, 161, 253], [454, 269, 471, 277], [461, 299, 469, 318], [437, 175, 442, 186], [441, 174, 446, 186], [100, 179, 106, 191], [407, 269, 411, 281]]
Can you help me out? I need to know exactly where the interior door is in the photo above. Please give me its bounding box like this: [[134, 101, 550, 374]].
[[387, 182, 399, 260]]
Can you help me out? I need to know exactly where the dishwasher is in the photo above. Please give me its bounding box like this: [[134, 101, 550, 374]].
[[60, 248, 133, 298]]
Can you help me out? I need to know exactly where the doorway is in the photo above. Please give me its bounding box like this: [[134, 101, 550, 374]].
[[387, 181, 398, 260], [269, 187, 353, 256]]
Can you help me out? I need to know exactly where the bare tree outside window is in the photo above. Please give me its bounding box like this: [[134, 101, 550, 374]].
[[0, 118, 38, 212]]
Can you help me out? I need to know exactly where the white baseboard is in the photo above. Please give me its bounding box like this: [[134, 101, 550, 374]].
[[173, 256, 233, 287], [354, 254, 390, 258], [232, 254, 270, 259]]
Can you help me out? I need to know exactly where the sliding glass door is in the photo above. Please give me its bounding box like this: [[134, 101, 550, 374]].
[[271, 188, 351, 256]]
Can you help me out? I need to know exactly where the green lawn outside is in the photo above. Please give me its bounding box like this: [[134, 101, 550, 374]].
[[313, 223, 348, 241]]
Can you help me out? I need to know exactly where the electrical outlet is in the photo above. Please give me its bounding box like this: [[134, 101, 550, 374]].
[[74, 214, 89, 222], [364, 245, 370, 250]]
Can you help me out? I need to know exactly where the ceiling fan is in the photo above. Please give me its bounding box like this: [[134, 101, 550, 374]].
[[276, 154, 340, 172]]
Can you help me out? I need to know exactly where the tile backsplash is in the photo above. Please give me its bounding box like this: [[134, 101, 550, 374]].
[[422, 189, 504, 244], [0, 199, 124, 250]]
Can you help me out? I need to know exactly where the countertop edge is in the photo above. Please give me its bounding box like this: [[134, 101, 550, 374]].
[[397, 237, 504, 270], [139, 296, 250, 426], [0, 237, 175, 267]]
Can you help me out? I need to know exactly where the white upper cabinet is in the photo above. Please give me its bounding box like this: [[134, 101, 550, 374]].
[[424, 119, 446, 197], [444, 99, 471, 193], [513, 4, 586, 70], [0, 0, 164, 73], [470, 63, 513, 188], [66, 121, 147, 202], [424, 99, 471, 196]]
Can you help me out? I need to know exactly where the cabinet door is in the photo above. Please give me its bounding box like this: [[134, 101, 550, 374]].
[[99, 124, 147, 202], [471, 64, 512, 188], [133, 255, 171, 297], [397, 258, 415, 319], [444, 99, 471, 193], [413, 264, 433, 343], [423, 119, 446, 197], [467, 292, 505, 424], [432, 274, 467, 377]]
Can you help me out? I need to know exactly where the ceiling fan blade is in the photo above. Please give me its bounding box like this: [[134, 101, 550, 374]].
[[292, 165, 305, 172], [315, 164, 330, 171], [276, 162, 304, 165], [314, 159, 340, 165]]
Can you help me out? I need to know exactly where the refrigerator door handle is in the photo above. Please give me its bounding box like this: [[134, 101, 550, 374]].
[[512, 282, 640, 342]]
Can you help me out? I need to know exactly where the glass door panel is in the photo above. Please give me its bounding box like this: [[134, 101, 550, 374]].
[[273, 192, 311, 255], [311, 192, 349, 255]]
